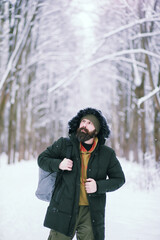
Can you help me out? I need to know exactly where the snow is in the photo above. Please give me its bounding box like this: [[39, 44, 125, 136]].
[[0, 155, 49, 240], [0, 154, 160, 240], [109, 159, 160, 240]]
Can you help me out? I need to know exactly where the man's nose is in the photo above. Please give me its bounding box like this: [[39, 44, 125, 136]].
[[83, 122, 87, 127]]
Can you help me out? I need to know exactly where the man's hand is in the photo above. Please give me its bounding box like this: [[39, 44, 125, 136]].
[[59, 158, 73, 171], [85, 178, 97, 193]]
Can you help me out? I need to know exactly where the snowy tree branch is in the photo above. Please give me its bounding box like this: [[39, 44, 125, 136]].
[[129, 31, 160, 40], [83, 48, 160, 70], [137, 86, 160, 107], [48, 48, 160, 94], [103, 17, 160, 39], [48, 68, 82, 93], [92, 17, 160, 56]]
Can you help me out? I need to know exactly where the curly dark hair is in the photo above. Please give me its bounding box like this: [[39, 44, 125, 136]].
[[68, 107, 110, 144]]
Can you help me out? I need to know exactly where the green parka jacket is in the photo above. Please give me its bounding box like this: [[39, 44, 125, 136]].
[[38, 134, 125, 240]]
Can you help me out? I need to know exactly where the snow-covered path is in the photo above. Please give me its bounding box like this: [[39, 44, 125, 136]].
[[107, 183, 160, 240], [0, 157, 160, 240]]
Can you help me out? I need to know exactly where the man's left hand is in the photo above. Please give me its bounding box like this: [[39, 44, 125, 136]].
[[85, 178, 97, 193]]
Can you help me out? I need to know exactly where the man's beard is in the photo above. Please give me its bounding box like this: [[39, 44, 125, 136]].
[[76, 127, 97, 142]]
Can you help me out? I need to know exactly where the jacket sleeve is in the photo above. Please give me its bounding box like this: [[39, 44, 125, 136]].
[[96, 151, 125, 194], [37, 137, 64, 173]]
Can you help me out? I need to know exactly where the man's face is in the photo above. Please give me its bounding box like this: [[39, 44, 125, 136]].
[[76, 119, 97, 142], [79, 119, 96, 132]]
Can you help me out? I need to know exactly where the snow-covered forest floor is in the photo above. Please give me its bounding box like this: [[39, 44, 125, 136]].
[[0, 153, 160, 240]]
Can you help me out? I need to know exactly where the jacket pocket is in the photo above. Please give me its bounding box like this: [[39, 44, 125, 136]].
[[44, 206, 71, 235]]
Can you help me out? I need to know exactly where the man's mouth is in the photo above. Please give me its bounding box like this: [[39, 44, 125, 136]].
[[81, 128, 87, 133]]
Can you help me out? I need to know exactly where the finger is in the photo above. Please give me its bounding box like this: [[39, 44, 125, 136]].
[[66, 160, 73, 166], [68, 161, 73, 166], [86, 178, 93, 182], [66, 159, 73, 163], [85, 182, 90, 187], [67, 162, 73, 168], [85, 186, 89, 192], [85, 183, 90, 191], [86, 189, 91, 193], [64, 166, 72, 171], [85, 187, 92, 193], [67, 168, 72, 171], [66, 164, 73, 170]]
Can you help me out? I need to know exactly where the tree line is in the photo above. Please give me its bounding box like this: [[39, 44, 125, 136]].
[[0, 0, 159, 164]]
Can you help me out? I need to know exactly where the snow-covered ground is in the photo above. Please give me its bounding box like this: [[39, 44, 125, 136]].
[[0, 153, 160, 240]]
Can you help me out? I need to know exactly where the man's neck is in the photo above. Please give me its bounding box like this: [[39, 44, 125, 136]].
[[84, 138, 94, 144]]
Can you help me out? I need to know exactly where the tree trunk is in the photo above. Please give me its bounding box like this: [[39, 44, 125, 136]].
[[7, 102, 14, 164], [154, 71, 160, 162], [129, 102, 139, 163], [18, 107, 26, 161], [154, 108, 160, 162]]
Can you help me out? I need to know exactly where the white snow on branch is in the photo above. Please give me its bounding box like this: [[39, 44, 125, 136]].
[[83, 48, 160, 71], [137, 86, 160, 107], [129, 31, 160, 40], [92, 17, 160, 57], [115, 57, 147, 69], [48, 67, 82, 93], [103, 17, 160, 39], [48, 48, 160, 94]]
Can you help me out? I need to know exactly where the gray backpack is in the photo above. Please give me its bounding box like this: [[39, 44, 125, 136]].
[[35, 139, 72, 202]]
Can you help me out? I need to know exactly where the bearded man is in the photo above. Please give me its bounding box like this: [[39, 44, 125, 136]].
[[38, 107, 125, 240]]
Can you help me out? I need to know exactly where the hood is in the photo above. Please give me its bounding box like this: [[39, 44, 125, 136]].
[[68, 107, 110, 145]]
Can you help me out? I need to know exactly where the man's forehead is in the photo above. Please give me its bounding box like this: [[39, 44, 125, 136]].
[[81, 118, 92, 122], [80, 114, 100, 133]]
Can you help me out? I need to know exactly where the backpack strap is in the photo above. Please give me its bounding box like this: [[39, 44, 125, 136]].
[[65, 138, 73, 159], [55, 138, 72, 187]]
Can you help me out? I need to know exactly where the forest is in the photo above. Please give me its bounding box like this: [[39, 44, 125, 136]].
[[0, 0, 160, 165]]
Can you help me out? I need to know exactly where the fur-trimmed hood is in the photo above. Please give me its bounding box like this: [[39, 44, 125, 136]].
[[68, 107, 110, 145]]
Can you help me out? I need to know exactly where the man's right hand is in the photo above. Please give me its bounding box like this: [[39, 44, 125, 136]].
[[59, 158, 73, 171]]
